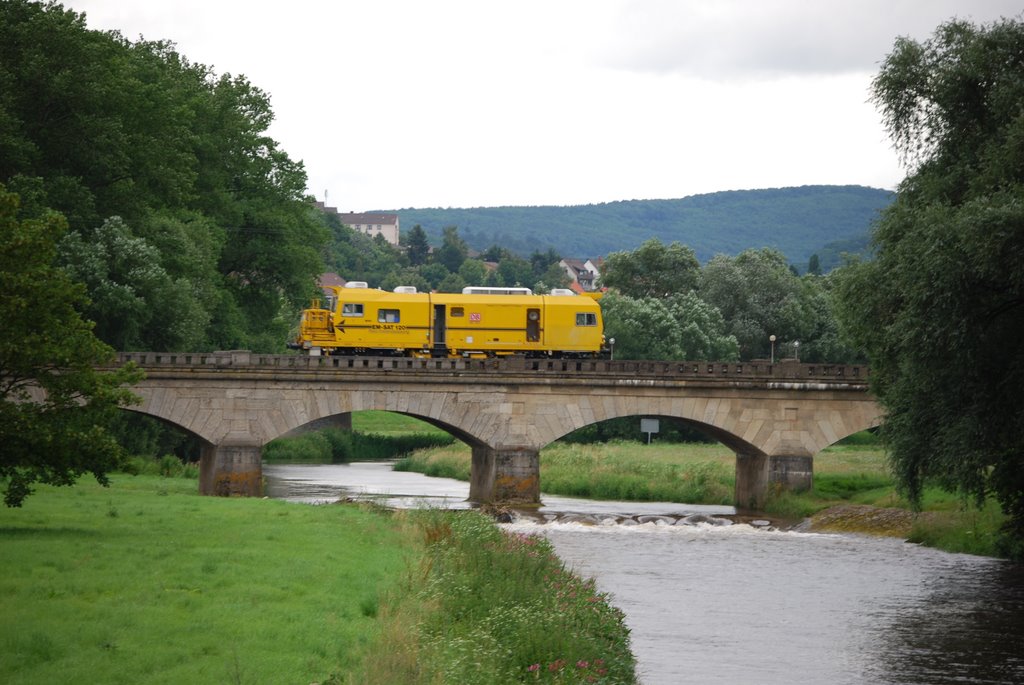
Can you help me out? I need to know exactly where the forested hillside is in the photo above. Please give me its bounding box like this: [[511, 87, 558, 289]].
[[393, 185, 892, 267]]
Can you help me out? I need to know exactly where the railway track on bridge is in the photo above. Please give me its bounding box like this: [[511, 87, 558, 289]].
[[116, 351, 869, 387]]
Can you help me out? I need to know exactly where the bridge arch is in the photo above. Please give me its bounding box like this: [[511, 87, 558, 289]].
[[114, 352, 880, 505], [542, 412, 764, 457], [529, 393, 883, 458]]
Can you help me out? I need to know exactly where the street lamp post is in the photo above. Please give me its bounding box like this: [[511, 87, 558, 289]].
[[769, 335, 776, 364], [609, 337, 616, 361], [794, 340, 800, 362]]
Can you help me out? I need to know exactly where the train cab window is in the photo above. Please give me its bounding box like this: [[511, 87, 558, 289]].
[[576, 312, 598, 326], [341, 303, 364, 317], [378, 308, 400, 323], [450, 307, 465, 317]]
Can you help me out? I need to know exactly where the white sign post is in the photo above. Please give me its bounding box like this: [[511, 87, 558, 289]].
[[640, 418, 660, 444]]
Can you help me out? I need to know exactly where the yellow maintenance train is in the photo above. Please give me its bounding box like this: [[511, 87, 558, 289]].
[[290, 282, 605, 358]]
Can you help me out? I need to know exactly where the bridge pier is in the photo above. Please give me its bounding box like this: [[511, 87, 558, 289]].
[[735, 452, 813, 510], [199, 436, 263, 497], [469, 446, 540, 505]]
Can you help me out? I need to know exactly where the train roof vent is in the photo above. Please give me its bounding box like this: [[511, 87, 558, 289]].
[[344, 281, 369, 289], [462, 286, 534, 296], [393, 286, 418, 294], [548, 288, 576, 296]]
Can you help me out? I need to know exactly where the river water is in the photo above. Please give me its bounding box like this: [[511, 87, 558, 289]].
[[264, 462, 1024, 685]]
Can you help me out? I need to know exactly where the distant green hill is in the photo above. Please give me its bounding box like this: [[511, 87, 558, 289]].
[[389, 185, 891, 267]]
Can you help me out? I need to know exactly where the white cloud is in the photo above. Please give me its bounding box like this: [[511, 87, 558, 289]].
[[62, 1, 1022, 209], [601, 0, 1024, 79]]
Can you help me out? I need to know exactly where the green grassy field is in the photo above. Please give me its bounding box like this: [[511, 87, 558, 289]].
[[0, 475, 409, 684], [0, 469, 638, 684], [351, 410, 449, 436]]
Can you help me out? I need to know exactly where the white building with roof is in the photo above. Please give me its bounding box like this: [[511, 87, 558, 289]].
[[314, 202, 400, 246]]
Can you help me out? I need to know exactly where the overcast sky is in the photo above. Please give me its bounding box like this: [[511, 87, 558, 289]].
[[67, 0, 1021, 211]]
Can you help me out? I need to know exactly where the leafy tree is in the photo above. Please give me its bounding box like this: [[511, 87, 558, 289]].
[[419, 262, 451, 290], [58, 217, 208, 351], [0, 185, 142, 506], [529, 248, 562, 276], [807, 253, 821, 275], [834, 18, 1024, 548], [379, 268, 431, 294], [598, 290, 738, 361], [599, 238, 700, 297], [436, 272, 466, 293], [665, 292, 740, 361], [458, 259, 488, 286], [434, 225, 468, 272], [494, 255, 535, 289], [599, 293, 684, 360], [699, 248, 815, 359], [480, 245, 511, 262], [405, 224, 430, 266], [538, 262, 572, 291], [800, 274, 862, 363]]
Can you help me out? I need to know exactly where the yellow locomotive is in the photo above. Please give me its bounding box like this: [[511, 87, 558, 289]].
[[290, 282, 605, 358]]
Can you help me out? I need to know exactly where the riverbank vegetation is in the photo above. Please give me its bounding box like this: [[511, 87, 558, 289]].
[[394, 431, 1012, 559], [0, 473, 636, 684], [352, 509, 636, 684]]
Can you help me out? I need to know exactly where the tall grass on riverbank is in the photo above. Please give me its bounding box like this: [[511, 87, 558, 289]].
[[0, 475, 409, 684], [350, 509, 637, 684], [395, 438, 1012, 558], [538, 442, 734, 503], [394, 441, 736, 504]]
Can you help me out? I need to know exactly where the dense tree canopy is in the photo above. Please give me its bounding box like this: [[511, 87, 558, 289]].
[[600, 291, 740, 362], [596, 240, 846, 363], [834, 18, 1024, 547], [599, 238, 700, 298], [0, 0, 327, 352], [0, 185, 141, 506], [699, 248, 826, 360]]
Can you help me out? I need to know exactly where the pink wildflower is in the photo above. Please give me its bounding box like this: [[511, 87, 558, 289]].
[[527, 663, 540, 672]]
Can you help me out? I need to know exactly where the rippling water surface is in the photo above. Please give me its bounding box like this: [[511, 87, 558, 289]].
[[265, 462, 1024, 685]]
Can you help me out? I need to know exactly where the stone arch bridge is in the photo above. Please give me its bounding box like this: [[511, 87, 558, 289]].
[[114, 351, 882, 509]]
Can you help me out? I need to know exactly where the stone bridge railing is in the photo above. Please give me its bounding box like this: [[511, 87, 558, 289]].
[[116, 351, 868, 384]]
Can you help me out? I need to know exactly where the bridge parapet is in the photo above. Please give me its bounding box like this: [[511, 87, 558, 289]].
[[116, 352, 867, 384], [113, 351, 879, 506]]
